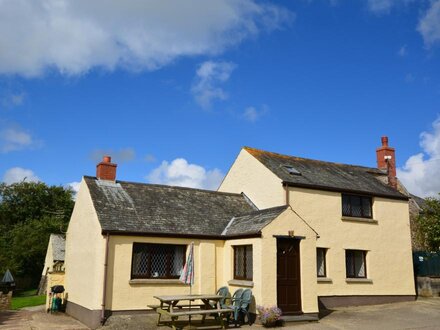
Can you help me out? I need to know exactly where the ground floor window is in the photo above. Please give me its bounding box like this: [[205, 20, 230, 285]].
[[131, 243, 186, 279], [345, 250, 367, 278], [317, 248, 327, 277], [233, 245, 253, 281]]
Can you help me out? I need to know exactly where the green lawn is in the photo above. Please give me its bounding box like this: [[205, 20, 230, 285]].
[[11, 289, 46, 310]]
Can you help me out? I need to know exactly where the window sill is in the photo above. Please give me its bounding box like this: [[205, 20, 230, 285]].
[[345, 278, 373, 284], [317, 277, 333, 283], [341, 216, 378, 224], [129, 279, 185, 285], [228, 279, 254, 288]]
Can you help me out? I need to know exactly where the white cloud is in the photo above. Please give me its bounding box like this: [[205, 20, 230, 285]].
[[67, 181, 81, 193], [0, 126, 34, 153], [3, 167, 40, 184], [147, 158, 224, 190], [242, 105, 268, 123], [398, 117, 440, 197], [0, 0, 292, 77], [66, 181, 81, 200], [191, 61, 236, 109], [90, 147, 135, 163], [418, 0, 440, 47]]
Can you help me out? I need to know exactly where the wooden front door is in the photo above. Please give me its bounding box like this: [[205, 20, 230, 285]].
[[277, 238, 302, 314]]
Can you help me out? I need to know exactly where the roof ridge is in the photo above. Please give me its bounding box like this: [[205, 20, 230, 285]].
[[83, 175, 244, 197], [234, 205, 288, 217], [243, 146, 382, 172]]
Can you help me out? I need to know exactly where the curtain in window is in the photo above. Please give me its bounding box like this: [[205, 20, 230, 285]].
[[317, 249, 326, 277]]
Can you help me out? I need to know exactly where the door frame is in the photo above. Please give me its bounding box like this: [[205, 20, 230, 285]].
[[275, 236, 303, 315]]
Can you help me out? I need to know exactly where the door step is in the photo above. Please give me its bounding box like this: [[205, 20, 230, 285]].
[[281, 314, 319, 323]]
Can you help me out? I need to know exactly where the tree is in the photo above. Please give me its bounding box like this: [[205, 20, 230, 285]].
[[0, 181, 74, 288], [417, 194, 440, 251]]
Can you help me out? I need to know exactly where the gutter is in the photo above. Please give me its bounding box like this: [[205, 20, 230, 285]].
[[101, 230, 261, 240], [101, 233, 110, 325], [282, 181, 409, 201]]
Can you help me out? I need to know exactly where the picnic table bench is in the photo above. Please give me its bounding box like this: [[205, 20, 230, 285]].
[[153, 294, 233, 329]]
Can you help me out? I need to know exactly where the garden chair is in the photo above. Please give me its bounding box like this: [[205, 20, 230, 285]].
[[238, 289, 253, 325], [217, 286, 231, 308], [227, 288, 245, 326], [208, 286, 230, 309]]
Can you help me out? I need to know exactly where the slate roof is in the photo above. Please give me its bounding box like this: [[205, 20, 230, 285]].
[[222, 206, 288, 236], [50, 234, 65, 261], [410, 194, 426, 209], [244, 147, 407, 200], [84, 176, 279, 237]]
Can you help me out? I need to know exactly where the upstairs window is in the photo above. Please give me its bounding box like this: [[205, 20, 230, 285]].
[[342, 194, 372, 218], [345, 250, 367, 278], [234, 245, 253, 281], [131, 243, 186, 279]]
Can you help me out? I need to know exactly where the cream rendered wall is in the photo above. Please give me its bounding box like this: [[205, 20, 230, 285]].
[[261, 209, 318, 313], [65, 178, 106, 310], [221, 210, 319, 314], [106, 236, 223, 311], [215, 243, 225, 290], [218, 149, 284, 209], [222, 237, 261, 311], [288, 187, 415, 297], [42, 238, 54, 275]]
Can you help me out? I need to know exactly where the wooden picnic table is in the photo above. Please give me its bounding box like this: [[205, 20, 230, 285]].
[[152, 294, 233, 329]]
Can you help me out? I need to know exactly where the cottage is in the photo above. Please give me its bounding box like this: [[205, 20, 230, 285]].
[[64, 138, 415, 328]]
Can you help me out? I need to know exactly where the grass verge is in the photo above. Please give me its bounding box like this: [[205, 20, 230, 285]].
[[11, 289, 46, 310]]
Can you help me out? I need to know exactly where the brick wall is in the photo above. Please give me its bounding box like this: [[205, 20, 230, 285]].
[[0, 291, 12, 310]]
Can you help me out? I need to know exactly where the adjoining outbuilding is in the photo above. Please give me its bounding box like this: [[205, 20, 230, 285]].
[[38, 234, 66, 309]]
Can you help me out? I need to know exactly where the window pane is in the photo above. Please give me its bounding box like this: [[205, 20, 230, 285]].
[[346, 250, 354, 277], [354, 251, 366, 277], [235, 246, 245, 278], [361, 197, 372, 218], [317, 249, 326, 277], [342, 195, 351, 216], [170, 246, 185, 277], [245, 246, 253, 280], [351, 196, 362, 217], [150, 245, 167, 278], [132, 247, 149, 277]]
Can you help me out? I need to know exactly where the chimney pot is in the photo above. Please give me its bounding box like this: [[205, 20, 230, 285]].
[[381, 136, 388, 147], [96, 155, 117, 181]]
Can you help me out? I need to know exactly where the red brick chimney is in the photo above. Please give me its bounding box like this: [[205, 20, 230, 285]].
[[96, 156, 117, 181], [376, 136, 397, 188]]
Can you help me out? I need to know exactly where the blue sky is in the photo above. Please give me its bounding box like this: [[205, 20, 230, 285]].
[[0, 0, 439, 197]]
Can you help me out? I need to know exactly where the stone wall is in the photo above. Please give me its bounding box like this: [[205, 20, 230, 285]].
[[0, 291, 12, 310], [417, 277, 440, 297]]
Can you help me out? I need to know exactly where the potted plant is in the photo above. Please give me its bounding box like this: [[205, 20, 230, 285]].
[[257, 305, 282, 327]]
